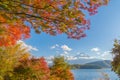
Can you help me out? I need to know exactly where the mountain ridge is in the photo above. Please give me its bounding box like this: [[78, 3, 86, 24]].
[[70, 60, 111, 69]]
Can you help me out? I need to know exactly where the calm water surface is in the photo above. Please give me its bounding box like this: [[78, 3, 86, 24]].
[[72, 69, 120, 80]]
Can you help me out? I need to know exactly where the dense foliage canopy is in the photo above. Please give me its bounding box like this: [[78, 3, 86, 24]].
[[0, 0, 109, 46]]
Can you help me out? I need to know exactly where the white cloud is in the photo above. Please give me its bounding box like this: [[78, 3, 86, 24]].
[[61, 45, 72, 51], [78, 56, 95, 59], [75, 52, 95, 59], [17, 40, 38, 51], [64, 51, 69, 54], [51, 46, 55, 49], [45, 56, 55, 64], [66, 55, 78, 60], [101, 51, 112, 60], [80, 53, 87, 57], [91, 51, 113, 60], [51, 44, 59, 49], [50, 44, 72, 54], [59, 51, 69, 56], [91, 47, 100, 52], [60, 53, 66, 56], [45, 56, 54, 60], [47, 61, 52, 64]]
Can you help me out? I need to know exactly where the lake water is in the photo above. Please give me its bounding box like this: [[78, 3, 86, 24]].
[[72, 69, 120, 80]]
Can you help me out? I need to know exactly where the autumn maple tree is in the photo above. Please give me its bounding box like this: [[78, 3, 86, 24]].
[[0, 0, 109, 46]]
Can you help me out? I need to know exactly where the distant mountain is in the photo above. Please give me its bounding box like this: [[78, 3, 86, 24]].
[[67, 58, 101, 65], [71, 60, 111, 69]]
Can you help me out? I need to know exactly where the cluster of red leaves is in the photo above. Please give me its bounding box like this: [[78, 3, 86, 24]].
[[0, 23, 30, 46], [31, 57, 50, 73]]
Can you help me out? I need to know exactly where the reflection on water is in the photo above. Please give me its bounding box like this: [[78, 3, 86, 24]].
[[72, 69, 120, 80]]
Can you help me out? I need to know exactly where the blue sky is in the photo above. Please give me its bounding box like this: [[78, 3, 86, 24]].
[[22, 0, 120, 60]]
